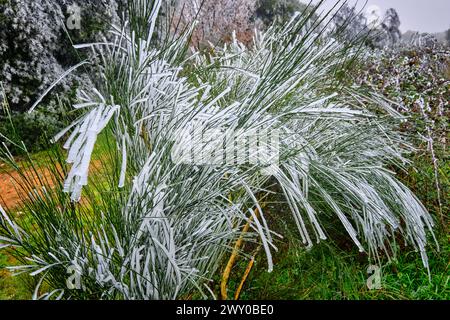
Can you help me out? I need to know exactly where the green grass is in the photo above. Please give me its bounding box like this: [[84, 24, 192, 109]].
[[229, 159, 449, 300], [235, 234, 449, 300], [206, 185, 448, 301], [0, 253, 31, 300]]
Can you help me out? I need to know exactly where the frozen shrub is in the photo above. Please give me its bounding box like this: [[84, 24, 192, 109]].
[[0, 0, 120, 111], [173, 0, 258, 46], [356, 41, 449, 222], [0, 1, 438, 300], [0, 0, 119, 153], [172, 0, 313, 47]]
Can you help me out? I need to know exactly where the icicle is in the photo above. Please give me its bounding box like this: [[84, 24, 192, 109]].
[[118, 135, 127, 188]]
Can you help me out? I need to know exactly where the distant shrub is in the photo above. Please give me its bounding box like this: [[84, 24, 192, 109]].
[[0, 0, 119, 154], [358, 45, 449, 150], [332, 4, 402, 49], [0, 102, 69, 155], [172, 0, 311, 47], [356, 43, 449, 224], [255, 0, 310, 27]]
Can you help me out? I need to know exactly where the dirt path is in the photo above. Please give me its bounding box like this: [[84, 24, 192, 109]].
[[0, 163, 58, 209], [0, 172, 22, 209], [0, 162, 22, 209], [0, 159, 103, 209]]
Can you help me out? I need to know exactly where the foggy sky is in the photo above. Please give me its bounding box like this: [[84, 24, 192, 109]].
[[308, 0, 450, 33]]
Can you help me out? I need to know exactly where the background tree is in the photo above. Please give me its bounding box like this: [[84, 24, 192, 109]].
[[331, 5, 403, 48], [380, 8, 402, 45], [174, 0, 312, 47], [174, 0, 257, 46], [255, 0, 310, 28], [331, 3, 372, 44], [0, 0, 118, 153]]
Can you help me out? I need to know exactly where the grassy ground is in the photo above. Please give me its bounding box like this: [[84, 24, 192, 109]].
[[235, 229, 449, 300], [0, 253, 30, 299], [0, 150, 47, 300]]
